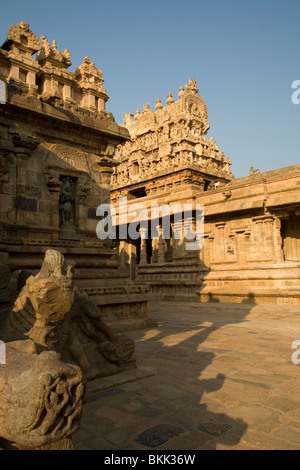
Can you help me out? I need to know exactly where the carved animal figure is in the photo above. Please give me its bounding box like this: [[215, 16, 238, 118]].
[[0, 249, 135, 381]]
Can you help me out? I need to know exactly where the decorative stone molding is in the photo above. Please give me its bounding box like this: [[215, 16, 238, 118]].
[[48, 144, 89, 173]]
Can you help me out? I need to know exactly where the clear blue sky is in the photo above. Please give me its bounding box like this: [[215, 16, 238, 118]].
[[0, 0, 299, 178]]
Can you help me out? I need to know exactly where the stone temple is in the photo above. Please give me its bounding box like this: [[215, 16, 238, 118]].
[[0, 21, 299, 450], [111, 79, 300, 305]]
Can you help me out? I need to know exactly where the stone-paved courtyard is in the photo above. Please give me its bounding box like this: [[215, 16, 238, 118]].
[[73, 300, 300, 450]]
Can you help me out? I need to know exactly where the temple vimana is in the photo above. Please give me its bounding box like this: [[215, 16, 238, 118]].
[[0, 22, 299, 449]]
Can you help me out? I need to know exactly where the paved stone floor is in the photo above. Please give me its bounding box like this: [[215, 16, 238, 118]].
[[73, 300, 300, 450]]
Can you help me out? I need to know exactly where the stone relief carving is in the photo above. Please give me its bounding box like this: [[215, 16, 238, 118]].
[[0, 346, 84, 449], [49, 144, 89, 173]]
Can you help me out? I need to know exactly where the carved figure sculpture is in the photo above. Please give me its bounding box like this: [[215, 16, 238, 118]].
[[1, 249, 74, 351], [0, 249, 135, 381], [59, 177, 74, 227], [0, 256, 84, 450], [0, 249, 136, 448]]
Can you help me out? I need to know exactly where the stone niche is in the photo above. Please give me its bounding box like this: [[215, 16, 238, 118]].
[[0, 21, 155, 331]]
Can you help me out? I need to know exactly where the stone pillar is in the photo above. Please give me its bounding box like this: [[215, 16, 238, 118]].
[[64, 84, 72, 101], [9, 64, 20, 81], [151, 235, 158, 263], [228, 233, 237, 263], [249, 218, 265, 262], [42, 77, 51, 92], [256, 220, 264, 260], [47, 176, 62, 231], [273, 217, 284, 263], [248, 222, 257, 262], [140, 227, 148, 265], [27, 71, 36, 87], [216, 222, 226, 262], [235, 230, 248, 265], [51, 77, 59, 97], [98, 97, 105, 112], [15, 150, 31, 225], [81, 90, 89, 109], [284, 215, 300, 261], [208, 234, 215, 264], [157, 224, 165, 263], [184, 214, 200, 258], [200, 236, 206, 265], [170, 222, 175, 260], [172, 218, 183, 260], [264, 217, 275, 260], [165, 222, 173, 261], [119, 240, 126, 267], [250, 216, 277, 262], [87, 92, 96, 111]]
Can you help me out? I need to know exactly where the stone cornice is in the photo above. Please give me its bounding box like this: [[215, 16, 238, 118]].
[[0, 97, 130, 146]]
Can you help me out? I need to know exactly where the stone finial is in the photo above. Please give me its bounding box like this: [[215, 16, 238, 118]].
[[155, 98, 163, 110], [52, 39, 57, 52], [142, 104, 150, 113], [18, 21, 29, 31], [63, 48, 71, 64], [250, 167, 260, 175], [185, 78, 199, 94], [178, 85, 185, 98], [166, 92, 174, 105], [134, 109, 141, 120], [39, 35, 51, 56], [123, 113, 134, 126]]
